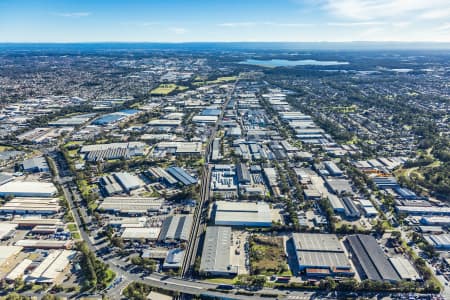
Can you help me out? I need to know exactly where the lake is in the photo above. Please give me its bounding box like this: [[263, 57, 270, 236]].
[[240, 58, 349, 67]]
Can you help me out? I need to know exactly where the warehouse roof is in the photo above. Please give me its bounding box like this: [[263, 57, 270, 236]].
[[166, 167, 197, 186], [159, 214, 193, 242], [346, 234, 400, 282], [0, 246, 22, 266], [200, 226, 237, 275], [291, 233, 351, 272], [389, 257, 420, 281], [22, 156, 49, 172], [28, 250, 76, 283], [121, 227, 161, 240], [214, 201, 272, 227], [6, 259, 33, 281], [0, 181, 57, 197], [99, 197, 164, 214]]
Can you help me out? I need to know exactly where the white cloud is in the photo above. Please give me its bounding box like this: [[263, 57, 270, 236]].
[[218, 22, 312, 28], [218, 22, 257, 27], [54, 12, 91, 18], [327, 21, 386, 27], [323, 0, 450, 20], [419, 10, 450, 20], [169, 27, 188, 34]]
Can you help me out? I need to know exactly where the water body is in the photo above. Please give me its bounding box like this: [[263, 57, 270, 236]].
[[240, 58, 349, 67]]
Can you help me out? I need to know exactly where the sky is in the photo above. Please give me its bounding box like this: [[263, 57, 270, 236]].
[[1, 0, 450, 43]]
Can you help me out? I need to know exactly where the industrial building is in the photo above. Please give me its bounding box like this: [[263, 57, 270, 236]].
[[22, 156, 49, 173], [0, 197, 61, 215], [0, 181, 57, 198], [80, 142, 146, 161], [121, 227, 161, 240], [396, 206, 450, 216], [26, 250, 76, 283], [0, 246, 23, 267], [147, 167, 178, 186], [6, 259, 33, 282], [0, 173, 14, 186], [158, 214, 193, 242], [113, 172, 142, 192], [163, 248, 185, 270], [0, 223, 17, 240], [424, 234, 450, 250], [290, 233, 353, 277], [15, 239, 71, 249], [345, 234, 400, 282], [214, 201, 272, 227], [200, 226, 238, 277], [325, 178, 353, 195], [324, 161, 343, 176], [211, 164, 237, 192], [389, 257, 420, 281], [166, 167, 197, 186], [153, 142, 202, 156], [236, 163, 251, 185], [98, 197, 164, 215]]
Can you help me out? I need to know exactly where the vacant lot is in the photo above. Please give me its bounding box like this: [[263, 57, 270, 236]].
[[150, 84, 187, 95], [249, 235, 290, 276]]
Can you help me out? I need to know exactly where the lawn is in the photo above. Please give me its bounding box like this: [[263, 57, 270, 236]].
[[205, 277, 238, 284], [67, 223, 78, 232], [150, 84, 188, 95], [0, 145, 13, 152], [249, 235, 291, 276], [193, 75, 237, 86]]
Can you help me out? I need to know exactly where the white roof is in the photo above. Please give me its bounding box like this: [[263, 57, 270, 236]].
[[121, 227, 161, 240], [6, 259, 33, 281], [0, 181, 57, 197], [0, 246, 23, 266], [0, 222, 17, 239]]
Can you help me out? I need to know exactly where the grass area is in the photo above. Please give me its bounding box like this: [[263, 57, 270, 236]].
[[150, 84, 188, 95], [67, 223, 78, 232], [205, 277, 238, 284], [193, 75, 237, 86], [72, 232, 81, 240], [0, 145, 13, 152], [64, 141, 84, 148], [249, 235, 290, 276], [68, 149, 79, 158], [104, 269, 116, 285]]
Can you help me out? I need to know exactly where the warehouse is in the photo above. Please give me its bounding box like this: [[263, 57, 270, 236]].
[[167, 167, 197, 186], [236, 163, 251, 184], [159, 214, 193, 242], [0, 173, 14, 186], [163, 248, 185, 270], [113, 172, 142, 192], [396, 206, 450, 216], [324, 161, 343, 176], [0, 181, 57, 198], [389, 257, 420, 281], [0, 222, 17, 240], [192, 115, 218, 123], [214, 201, 272, 227], [345, 234, 400, 282], [325, 178, 353, 195], [211, 164, 237, 192], [81, 142, 146, 162], [263, 167, 278, 187], [147, 167, 178, 186], [200, 226, 238, 277], [342, 197, 361, 219], [15, 239, 71, 249], [424, 234, 450, 250], [290, 233, 353, 277], [0, 197, 61, 215], [148, 119, 181, 127], [0, 246, 23, 267], [211, 138, 222, 161], [13, 217, 63, 228], [98, 197, 164, 215], [121, 227, 161, 240], [48, 113, 95, 126], [6, 259, 33, 282], [26, 250, 76, 283], [153, 142, 202, 156], [99, 175, 123, 196], [22, 156, 49, 173]]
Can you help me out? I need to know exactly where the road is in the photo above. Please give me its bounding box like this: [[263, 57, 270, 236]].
[[180, 79, 238, 279]]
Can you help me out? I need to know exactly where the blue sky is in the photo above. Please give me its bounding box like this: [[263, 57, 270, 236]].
[[1, 0, 450, 42]]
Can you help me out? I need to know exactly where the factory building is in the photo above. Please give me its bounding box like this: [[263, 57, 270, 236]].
[[166, 167, 197, 186], [80, 142, 146, 162], [396, 206, 450, 216], [113, 172, 142, 192], [163, 248, 185, 270], [98, 197, 164, 215], [15, 239, 71, 249], [22, 156, 49, 173], [200, 226, 238, 277], [324, 161, 343, 176], [236, 163, 251, 185], [389, 257, 420, 281], [424, 234, 450, 250], [211, 138, 222, 162], [345, 234, 400, 282], [290, 233, 354, 278], [0, 181, 57, 198], [214, 201, 272, 227], [0, 197, 61, 215], [147, 167, 178, 186], [158, 214, 193, 243], [26, 250, 76, 283], [0, 223, 17, 240], [121, 227, 161, 240], [0, 246, 23, 268]]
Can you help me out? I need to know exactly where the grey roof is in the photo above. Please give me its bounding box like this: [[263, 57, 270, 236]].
[[291, 233, 351, 270], [346, 234, 400, 282], [113, 172, 141, 191], [200, 226, 237, 275], [22, 156, 49, 172], [159, 214, 193, 242]]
